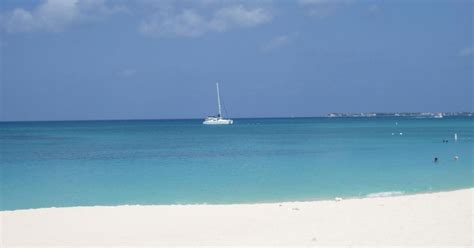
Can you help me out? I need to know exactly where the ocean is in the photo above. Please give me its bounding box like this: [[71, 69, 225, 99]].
[[1, 117, 472, 210]]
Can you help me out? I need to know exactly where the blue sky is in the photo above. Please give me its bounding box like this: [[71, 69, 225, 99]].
[[0, 0, 472, 121]]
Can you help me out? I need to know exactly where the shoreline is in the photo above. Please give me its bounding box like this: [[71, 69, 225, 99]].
[[2, 187, 471, 212], [1, 188, 472, 246]]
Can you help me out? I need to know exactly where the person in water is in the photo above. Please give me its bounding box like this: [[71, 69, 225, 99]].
[[434, 157, 438, 163]]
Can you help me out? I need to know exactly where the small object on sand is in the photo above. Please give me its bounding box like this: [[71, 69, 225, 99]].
[[454, 155, 459, 161], [292, 207, 300, 211], [335, 197, 343, 201]]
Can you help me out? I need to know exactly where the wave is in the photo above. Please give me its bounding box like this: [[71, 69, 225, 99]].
[[366, 191, 404, 198]]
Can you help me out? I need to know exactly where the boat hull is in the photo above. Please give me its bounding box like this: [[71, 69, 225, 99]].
[[203, 119, 233, 125]]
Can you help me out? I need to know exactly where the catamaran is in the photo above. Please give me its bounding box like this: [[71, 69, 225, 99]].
[[203, 83, 233, 125]]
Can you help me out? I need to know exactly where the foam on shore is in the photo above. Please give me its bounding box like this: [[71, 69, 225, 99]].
[[366, 191, 405, 198]]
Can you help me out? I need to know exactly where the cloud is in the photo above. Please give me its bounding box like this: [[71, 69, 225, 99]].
[[458, 46, 473, 57], [2, 1, 273, 37], [299, 0, 331, 4], [139, 9, 207, 37], [118, 68, 137, 77], [261, 35, 291, 53], [212, 5, 273, 29], [298, 0, 349, 18], [368, 4, 380, 13], [139, 4, 273, 38], [1, 0, 126, 33]]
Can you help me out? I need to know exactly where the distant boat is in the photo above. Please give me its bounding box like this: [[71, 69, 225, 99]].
[[434, 113, 444, 118], [203, 83, 233, 125]]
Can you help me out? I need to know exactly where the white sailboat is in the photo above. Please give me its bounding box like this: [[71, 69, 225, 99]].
[[203, 83, 233, 125]]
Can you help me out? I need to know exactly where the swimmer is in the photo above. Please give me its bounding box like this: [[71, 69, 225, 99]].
[[434, 157, 438, 163], [454, 155, 459, 161]]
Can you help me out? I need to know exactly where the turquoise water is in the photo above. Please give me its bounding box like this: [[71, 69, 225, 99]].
[[1, 117, 472, 210]]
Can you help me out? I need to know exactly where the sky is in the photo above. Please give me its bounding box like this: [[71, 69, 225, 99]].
[[0, 0, 472, 121]]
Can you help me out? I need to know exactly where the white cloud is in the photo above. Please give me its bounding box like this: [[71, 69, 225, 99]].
[[139, 4, 273, 38], [458, 46, 473, 57], [118, 68, 137, 77], [2, 1, 273, 37], [299, 0, 351, 4], [2, 8, 35, 33], [261, 35, 291, 53], [368, 4, 380, 13], [139, 9, 208, 37], [299, 0, 331, 4], [212, 5, 272, 29], [0, 39, 6, 48], [1, 0, 126, 33], [298, 0, 349, 18]]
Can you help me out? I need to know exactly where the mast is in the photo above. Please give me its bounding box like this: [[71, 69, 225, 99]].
[[216, 82, 222, 117]]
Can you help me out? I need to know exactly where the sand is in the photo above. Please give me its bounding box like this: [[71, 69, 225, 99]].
[[1, 189, 472, 247]]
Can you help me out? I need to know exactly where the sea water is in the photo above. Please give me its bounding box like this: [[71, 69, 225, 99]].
[[1, 117, 472, 210]]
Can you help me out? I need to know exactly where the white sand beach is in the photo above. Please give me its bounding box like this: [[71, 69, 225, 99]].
[[1, 189, 472, 247]]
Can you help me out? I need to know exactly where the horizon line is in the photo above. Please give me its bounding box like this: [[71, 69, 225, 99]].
[[1, 112, 473, 123]]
